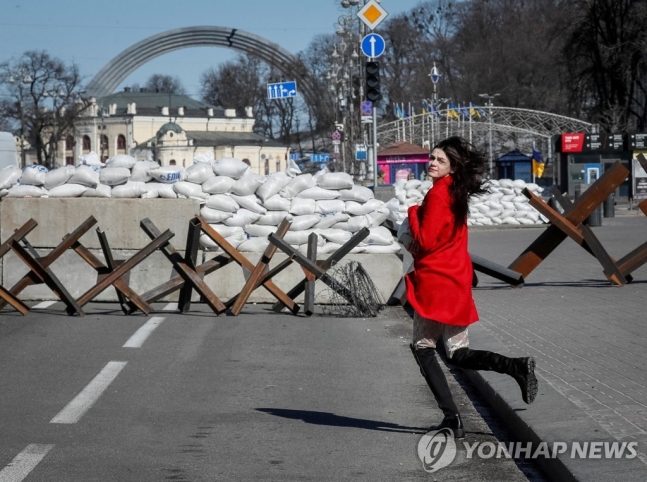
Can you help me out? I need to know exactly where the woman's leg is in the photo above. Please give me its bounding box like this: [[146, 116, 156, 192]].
[[412, 313, 465, 438], [448, 347, 538, 404]]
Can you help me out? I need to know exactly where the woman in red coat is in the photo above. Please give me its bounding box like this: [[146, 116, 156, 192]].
[[406, 136, 537, 439]]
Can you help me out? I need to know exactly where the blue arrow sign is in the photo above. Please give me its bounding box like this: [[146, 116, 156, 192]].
[[267, 81, 298, 100], [311, 154, 330, 163], [361, 33, 385, 59]]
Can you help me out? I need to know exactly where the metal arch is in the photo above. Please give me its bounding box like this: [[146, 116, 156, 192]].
[[378, 106, 594, 147], [85, 26, 316, 106]]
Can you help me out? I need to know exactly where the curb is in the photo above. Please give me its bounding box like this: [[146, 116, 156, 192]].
[[458, 322, 646, 482]]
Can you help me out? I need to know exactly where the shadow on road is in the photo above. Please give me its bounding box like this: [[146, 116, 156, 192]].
[[256, 408, 424, 434]]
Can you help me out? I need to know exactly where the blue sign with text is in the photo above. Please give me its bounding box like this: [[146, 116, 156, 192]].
[[267, 81, 298, 99], [311, 154, 330, 163]]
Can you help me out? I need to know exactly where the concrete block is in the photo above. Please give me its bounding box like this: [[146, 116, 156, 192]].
[[1, 248, 203, 303], [202, 252, 402, 304], [0, 198, 200, 250]]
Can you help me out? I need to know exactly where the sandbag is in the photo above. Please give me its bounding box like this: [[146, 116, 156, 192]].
[[6, 185, 48, 197], [316, 172, 354, 190], [78, 151, 104, 167], [44, 165, 75, 190], [290, 198, 316, 215], [285, 159, 301, 178], [106, 154, 136, 169], [256, 211, 292, 226], [20, 165, 48, 186], [320, 228, 352, 245], [314, 212, 349, 229], [297, 186, 341, 200], [230, 194, 267, 214], [202, 175, 235, 194], [100, 167, 131, 186], [498, 179, 514, 188], [130, 160, 160, 182], [200, 232, 246, 250], [283, 229, 321, 246], [112, 181, 148, 198], [208, 225, 245, 238], [363, 243, 401, 254], [224, 209, 262, 226], [368, 208, 390, 227], [338, 185, 374, 202], [0, 189, 8, 198], [244, 224, 277, 238], [315, 199, 346, 214], [82, 184, 112, 198], [47, 183, 87, 197], [405, 179, 422, 190], [345, 201, 374, 216], [141, 182, 177, 199], [362, 226, 394, 246], [206, 194, 239, 212], [237, 237, 270, 252], [280, 174, 315, 199], [256, 172, 291, 202], [68, 165, 100, 188], [231, 172, 266, 196], [184, 162, 215, 184], [193, 151, 214, 164], [199, 207, 233, 224], [213, 158, 250, 179], [0, 166, 22, 190], [333, 215, 371, 232], [289, 214, 321, 231], [148, 165, 185, 184], [263, 194, 291, 211], [173, 181, 209, 201]]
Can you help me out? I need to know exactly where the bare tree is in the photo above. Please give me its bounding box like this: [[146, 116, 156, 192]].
[[0, 50, 86, 167], [144, 74, 186, 94]]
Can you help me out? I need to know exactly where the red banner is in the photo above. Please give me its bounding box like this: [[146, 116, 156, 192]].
[[562, 133, 585, 153]]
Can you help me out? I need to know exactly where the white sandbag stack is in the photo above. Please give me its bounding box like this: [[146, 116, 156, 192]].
[[468, 179, 547, 226]]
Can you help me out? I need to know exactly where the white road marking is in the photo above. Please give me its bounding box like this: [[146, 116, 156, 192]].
[[0, 444, 54, 482], [123, 317, 165, 348], [50, 361, 127, 424], [32, 301, 56, 309], [162, 303, 178, 311]]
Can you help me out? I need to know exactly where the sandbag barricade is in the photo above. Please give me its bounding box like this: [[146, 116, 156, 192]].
[[268, 227, 370, 316], [197, 215, 299, 315]]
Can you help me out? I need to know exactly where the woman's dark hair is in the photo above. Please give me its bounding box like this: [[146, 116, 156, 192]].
[[433, 136, 489, 227]]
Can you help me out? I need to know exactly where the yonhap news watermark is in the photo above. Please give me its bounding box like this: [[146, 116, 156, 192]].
[[418, 428, 639, 473]]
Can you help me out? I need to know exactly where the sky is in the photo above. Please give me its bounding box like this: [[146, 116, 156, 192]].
[[0, 0, 424, 99]]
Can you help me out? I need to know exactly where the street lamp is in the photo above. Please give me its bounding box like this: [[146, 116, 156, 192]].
[[8, 67, 33, 167], [479, 93, 500, 176]]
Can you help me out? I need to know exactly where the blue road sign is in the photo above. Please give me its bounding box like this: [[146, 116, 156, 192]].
[[311, 154, 330, 163], [267, 81, 298, 100], [361, 33, 385, 58], [289, 153, 300, 161], [355, 144, 367, 161]]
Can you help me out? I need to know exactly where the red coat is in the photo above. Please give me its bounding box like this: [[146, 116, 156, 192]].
[[405, 175, 479, 326]]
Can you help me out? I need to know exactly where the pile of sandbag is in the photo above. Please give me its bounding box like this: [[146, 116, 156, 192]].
[[0, 151, 401, 254], [383, 177, 547, 226]]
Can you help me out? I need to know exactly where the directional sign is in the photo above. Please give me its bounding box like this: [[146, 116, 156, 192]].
[[360, 100, 373, 116], [357, 0, 389, 30], [311, 154, 330, 163], [355, 144, 367, 161], [361, 33, 385, 59], [267, 81, 297, 100]]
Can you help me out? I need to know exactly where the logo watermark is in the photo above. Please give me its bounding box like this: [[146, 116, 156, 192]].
[[418, 430, 638, 473]]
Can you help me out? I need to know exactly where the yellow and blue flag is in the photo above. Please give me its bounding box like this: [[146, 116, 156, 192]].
[[531, 143, 545, 178], [447, 103, 459, 120], [470, 102, 482, 119]]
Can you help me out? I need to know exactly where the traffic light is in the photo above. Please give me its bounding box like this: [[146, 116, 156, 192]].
[[365, 61, 381, 103]]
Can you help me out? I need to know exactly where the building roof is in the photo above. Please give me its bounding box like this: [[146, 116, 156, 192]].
[[378, 141, 429, 156], [141, 130, 285, 148], [157, 122, 184, 137], [95, 91, 225, 118], [496, 149, 532, 162]]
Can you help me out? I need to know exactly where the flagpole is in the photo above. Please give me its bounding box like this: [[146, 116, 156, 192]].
[[469, 104, 473, 144]]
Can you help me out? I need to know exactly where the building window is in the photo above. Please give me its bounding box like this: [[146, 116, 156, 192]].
[[276, 160, 281, 172], [265, 158, 270, 176], [169, 159, 176, 165], [82, 135, 91, 153], [65, 156, 74, 165], [65, 135, 74, 151], [117, 134, 126, 152], [100, 134, 109, 161]]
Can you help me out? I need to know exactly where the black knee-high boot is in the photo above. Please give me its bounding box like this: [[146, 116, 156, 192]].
[[449, 348, 538, 404], [411, 344, 465, 438]]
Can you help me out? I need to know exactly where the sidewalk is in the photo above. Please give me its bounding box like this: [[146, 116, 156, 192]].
[[465, 216, 647, 481]]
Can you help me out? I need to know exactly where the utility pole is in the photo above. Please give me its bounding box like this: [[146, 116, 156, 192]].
[[479, 93, 500, 176]]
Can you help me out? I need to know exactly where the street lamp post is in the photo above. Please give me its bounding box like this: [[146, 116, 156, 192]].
[[8, 67, 33, 167], [479, 93, 500, 176]]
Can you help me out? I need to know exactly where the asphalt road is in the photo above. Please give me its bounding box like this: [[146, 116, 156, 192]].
[[0, 302, 546, 481]]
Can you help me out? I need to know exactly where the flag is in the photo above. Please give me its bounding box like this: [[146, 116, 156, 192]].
[[470, 102, 481, 119], [531, 143, 545, 178], [421, 103, 428, 114], [393, 104, 398, 119], [396, 104, 404, 119], [432, 103, 441, 118], [459, 103, 470, 119], [447, 103, 459, 120]]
